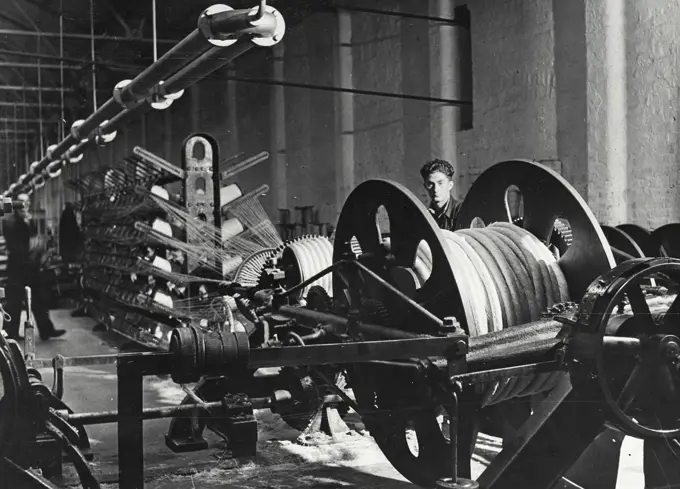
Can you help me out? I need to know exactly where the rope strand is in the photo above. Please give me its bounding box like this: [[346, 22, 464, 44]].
[[416, 221, 570, 406]]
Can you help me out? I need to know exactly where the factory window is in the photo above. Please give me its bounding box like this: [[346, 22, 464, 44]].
[[456, 5, 473, 130]]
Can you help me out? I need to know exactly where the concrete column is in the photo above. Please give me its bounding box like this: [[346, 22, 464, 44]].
[[271, 44, 287, 211], [584, 0, 628, 224], [335, 10, 354, 218], [555, 0, 628, 224], [430, 0, 461, 198]]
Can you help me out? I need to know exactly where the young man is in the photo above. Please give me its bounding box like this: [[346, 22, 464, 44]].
[[420, 159, 462, 231], [3, 193, 65, 341]]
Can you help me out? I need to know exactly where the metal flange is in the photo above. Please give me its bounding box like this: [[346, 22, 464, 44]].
[[457, 159, 616, 300]]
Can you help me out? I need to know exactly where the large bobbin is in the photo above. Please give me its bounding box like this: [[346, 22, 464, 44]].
[[330, 160, 617, 487]]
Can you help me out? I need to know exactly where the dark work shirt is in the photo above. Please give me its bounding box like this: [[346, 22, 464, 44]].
[[429, 195, 462, 231], [3, 213, 38, 276]]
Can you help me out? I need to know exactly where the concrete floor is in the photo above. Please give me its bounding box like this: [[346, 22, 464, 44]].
[[26, 309, 648, 489]]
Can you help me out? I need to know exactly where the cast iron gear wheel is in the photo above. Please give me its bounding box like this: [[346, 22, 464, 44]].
[[258, 235, 334, 300], [275, 366, 349, 432], [305, 285, 335, 312], [512, 216, 573, 256], [233, 248, 278, 287], [359, 298, 395, 327]]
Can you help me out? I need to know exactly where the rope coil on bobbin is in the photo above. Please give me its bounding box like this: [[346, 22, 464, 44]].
[[415, 221, 570, 406]]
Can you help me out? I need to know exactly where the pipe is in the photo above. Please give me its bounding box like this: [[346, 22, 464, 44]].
[[10, 3, 286, 196], [114, 30, 211, 106], [9, 2, 290, 196]]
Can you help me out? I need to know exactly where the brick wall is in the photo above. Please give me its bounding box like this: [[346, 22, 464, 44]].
[[457, 0, 557, 193]]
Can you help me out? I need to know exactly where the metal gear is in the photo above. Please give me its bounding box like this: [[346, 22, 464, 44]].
[[258, 235, 334, 300], [233, 248, 277, 287], [305, 285, 335, 312], [275, 366, 348, 432]]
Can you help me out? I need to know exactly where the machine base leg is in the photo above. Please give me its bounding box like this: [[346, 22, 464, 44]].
[[436, 478, 480, 489]]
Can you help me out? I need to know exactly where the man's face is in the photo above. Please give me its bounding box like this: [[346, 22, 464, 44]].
[[423, 171, 453, 208], [15, 195, 30, 219]]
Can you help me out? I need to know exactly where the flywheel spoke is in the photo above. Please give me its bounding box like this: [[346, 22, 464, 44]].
[[626, 285, 654, 326], [616, 360, 645, 412]]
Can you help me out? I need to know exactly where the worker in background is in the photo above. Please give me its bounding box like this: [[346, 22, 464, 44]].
[[59, 202, 82, 263], [420, 159, 462, 231], [3, 193, 65, 341]]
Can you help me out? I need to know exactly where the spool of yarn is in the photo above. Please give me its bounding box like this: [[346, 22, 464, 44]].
[[222, 256, 243, 277], [221, 218, 244, 243], [153, 290, 174, 308], [151, 185, 169, 200], [152, 256, 172, 273], [152, 218, 173, 237], [220, 183, 243, 208]]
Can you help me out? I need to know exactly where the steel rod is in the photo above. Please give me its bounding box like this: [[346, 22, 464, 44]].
[[0, 102, 61, 109], [0, 85, 75, 93], [0, 61, 81, 70], [0, 48, 139, 70], [0, 119, 60, 124], [222, 75, 473, 106], [59, 394, 344, 425], [0, 28, 178, 44]]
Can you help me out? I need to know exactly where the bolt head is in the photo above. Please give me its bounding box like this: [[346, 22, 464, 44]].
[[443, 316, 459, 329]]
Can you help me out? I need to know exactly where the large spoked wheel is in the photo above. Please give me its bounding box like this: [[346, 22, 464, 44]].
[[651, 224, 680, 258], [600, 225, 646, 264], [0, 335, 30, 463], [332, 162, 617, 487], [617, 224, 656, 257], [332, 179, 460, 486], [578, 258, 680, 439]]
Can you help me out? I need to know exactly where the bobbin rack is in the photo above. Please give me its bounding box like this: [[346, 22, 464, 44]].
[[64, 135, 276, 350]]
